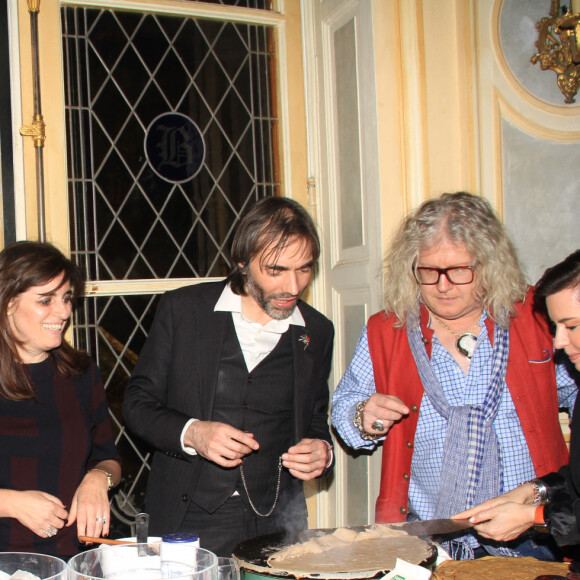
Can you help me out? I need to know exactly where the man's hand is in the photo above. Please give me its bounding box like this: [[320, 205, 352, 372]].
[[362, 393, 409, 434], [184, 421, 259, 467], [281, 438, 328, 480]]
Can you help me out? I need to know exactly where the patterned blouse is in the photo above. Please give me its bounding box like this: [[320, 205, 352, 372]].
[[0, 358, 119, 557]]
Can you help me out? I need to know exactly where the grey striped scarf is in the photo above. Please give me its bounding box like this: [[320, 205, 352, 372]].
[[407, 312, 517, 558]]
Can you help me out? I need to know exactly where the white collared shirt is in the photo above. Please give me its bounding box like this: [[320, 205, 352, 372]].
[[214, 283, 305, 372]]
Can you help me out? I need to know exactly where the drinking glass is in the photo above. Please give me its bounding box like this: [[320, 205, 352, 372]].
[[217, 557, 240, 580], [67, 543, 218, 580], [0, 552, 67, 580]]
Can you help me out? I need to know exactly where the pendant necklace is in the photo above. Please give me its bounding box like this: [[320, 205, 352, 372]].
[[431, 313, 480, 359]]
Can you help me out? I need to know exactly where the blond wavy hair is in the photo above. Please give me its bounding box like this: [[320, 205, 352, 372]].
[[383, 192, 528, 328]]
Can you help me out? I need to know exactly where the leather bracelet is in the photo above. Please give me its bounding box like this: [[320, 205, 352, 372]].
[[353, 399, 382, 441]]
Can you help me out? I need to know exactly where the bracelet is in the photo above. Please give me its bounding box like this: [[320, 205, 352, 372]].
[[353, 399, 383, 441], [321, 440, 334, 469], [525, 479, 549, 506], [89, 468, 114, 491]]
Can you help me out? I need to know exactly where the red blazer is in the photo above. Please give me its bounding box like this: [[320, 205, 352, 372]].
[[368, 289, 570, 523]]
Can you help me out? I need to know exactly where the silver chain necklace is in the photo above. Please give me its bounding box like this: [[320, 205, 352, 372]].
[[239, 457, 283, 517]]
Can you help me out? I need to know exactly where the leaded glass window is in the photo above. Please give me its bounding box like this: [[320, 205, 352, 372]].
[[62, 5, 279, 533]]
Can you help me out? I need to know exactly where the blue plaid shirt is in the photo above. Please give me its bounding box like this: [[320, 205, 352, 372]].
[[332, 311, 577, 532]]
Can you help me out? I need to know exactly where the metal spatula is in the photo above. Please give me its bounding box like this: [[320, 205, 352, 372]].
[[135, 512, 150, 556], [386, 518, 473, 536]]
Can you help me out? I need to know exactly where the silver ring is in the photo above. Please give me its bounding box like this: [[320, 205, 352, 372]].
[[372, 419, 385, 431], [47, 526, 57, 537], [96, 516, 107, 524]]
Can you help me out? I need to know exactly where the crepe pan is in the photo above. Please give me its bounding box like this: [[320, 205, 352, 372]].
[[232, 529, 438, 580]]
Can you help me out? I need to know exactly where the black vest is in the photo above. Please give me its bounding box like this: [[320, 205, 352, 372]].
[[192, 317, 295, 513]]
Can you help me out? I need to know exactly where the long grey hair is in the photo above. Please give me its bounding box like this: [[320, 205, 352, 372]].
[[383, 192, 527, 328]]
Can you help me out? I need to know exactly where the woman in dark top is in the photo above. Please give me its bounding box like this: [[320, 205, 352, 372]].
[[0, 241, 121, 558], [454, 249, 580, 547]]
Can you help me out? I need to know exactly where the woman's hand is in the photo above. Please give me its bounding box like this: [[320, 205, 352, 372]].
[[459, 502, 536, 542], [452, 483, 538, 542], [0, 489, 67, 538], [453, 482, 536, 521], [67, 461, 121, 541]]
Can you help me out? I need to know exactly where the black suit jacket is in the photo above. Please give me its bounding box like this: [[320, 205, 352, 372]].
[[540, 360, 580, 547], [123, 281, 334, 534]]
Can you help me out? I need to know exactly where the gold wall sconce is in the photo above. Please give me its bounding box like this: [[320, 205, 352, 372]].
[[531, 0, 580, 103]]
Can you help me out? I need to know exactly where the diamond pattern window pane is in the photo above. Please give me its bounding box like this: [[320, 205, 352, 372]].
[[62, 5, 279, 534], [63, 7, 278, 282], [74, 293, 160, 528]]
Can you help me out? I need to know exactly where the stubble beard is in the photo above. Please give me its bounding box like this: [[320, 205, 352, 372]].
[[245, 273, 300, 321]]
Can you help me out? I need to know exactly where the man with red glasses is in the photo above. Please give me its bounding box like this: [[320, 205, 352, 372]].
[[332, 192, 577, 561]]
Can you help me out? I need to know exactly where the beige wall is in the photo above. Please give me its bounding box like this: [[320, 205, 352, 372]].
[[14, 0, 580, 262], [371, 0, 579, 270], [372, 0, 479, 248]]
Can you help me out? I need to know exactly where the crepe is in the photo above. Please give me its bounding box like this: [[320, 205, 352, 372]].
[[266, 525, 433, 576], [433, 556, 570, 579]]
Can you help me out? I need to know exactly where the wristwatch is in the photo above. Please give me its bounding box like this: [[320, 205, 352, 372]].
[[533, 504, 550, 534], [90, 467, 114, 491]]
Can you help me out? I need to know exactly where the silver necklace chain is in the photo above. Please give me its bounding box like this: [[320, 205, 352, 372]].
[[239, 457, 283, 517]]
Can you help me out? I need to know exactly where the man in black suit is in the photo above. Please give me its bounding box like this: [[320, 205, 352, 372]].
[[123, 197, 334, 557]]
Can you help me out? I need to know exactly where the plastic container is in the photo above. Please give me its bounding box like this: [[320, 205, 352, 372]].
[[0, 552, 67, 580], [161, 534, 201, 568], [67, 543, 217, 580]]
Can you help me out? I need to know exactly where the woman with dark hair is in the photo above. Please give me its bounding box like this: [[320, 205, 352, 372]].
[[454, 249, 580, 547], [0, 241, 121, 558]]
